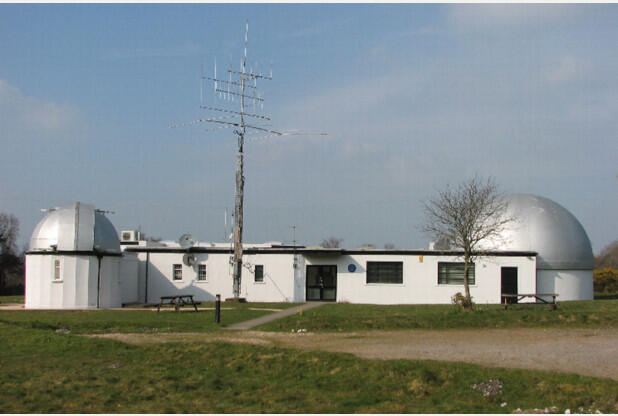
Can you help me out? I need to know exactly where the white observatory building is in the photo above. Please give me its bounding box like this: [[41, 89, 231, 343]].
[[489, 194, 594, 301], [25, 202, 127, 309], [24, 194, 594, 308]]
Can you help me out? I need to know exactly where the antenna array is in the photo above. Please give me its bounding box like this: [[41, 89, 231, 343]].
[[171, 20, 326, 299]]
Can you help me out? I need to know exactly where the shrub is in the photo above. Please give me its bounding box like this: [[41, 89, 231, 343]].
[[594, 268, 618, 294], [451, 292, 474, 309]]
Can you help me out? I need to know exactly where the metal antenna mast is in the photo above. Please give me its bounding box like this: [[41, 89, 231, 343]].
[[171, 20, 326, 300]]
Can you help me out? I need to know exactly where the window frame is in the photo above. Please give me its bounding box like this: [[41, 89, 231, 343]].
[[197, 264, 207, 282], [172, 264, 183, 281], [366, 261, 403, 284], [437, 262, 476, 285], [53, 258, 62, 281], [254, 265, 264, 283]]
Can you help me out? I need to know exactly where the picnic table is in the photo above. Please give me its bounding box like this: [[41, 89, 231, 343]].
[[501, 293, 558, 310], [157, 295, 201, 312]]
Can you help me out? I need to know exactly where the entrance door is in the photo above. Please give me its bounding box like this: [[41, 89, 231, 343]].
[[306, 265, 337, 301], [501, 267, 518, 304]]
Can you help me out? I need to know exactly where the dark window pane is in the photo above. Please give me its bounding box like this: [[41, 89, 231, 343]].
[[307, 287, 321, 301], [366, 262, 403, 284], [254, 265, 264, 282], [438, 262, 475, 285], [306, 267, 320, 286], [198, 264, 207, 281], [173, 264, 182, 281], [322, 288, 336, 300]]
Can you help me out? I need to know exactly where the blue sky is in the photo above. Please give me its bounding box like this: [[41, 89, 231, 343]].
[[1, 4, 616, 252]]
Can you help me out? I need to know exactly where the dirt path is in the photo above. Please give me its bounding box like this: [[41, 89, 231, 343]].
[[92, 328, 618, 381]]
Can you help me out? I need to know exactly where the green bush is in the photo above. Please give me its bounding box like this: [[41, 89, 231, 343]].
[[594, 268, 618, 294]]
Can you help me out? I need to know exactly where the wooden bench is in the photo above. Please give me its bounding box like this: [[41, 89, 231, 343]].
[[157, 295, 201, 312], [501, 293, 558, 310]]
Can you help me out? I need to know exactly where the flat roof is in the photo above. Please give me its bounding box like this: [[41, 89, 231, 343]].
[[123, 246, 537, 257]]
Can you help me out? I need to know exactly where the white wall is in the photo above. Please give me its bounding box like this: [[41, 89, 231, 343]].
[[146, 252, 226, 303], [119, 255, 139, 305], [25, 255, 45, 308], [305, 253, 537, 305], [98, 257, 121, 308], [25, 254, 122, 309], [26, 249, 591, 308], [140, 251, 537, 305], [240, 253, 296, 302], [142, 251, 297, 303], [537, 269, 593, 301]]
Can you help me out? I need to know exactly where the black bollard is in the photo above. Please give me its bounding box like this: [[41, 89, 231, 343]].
[[215, 294, 221, 323]]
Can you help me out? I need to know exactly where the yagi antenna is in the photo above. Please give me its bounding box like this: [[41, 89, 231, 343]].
[[200, 61, 204, 106], [170, 20, 327, 300]]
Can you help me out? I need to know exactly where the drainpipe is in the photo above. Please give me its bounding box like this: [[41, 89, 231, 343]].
[[145, 252, 150, 304], [96, 255, 102, 309]]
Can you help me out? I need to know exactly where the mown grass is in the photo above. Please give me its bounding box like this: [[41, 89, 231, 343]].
[[0, 295, 23, 304], [0, 322, 616, 413], [0, 300, 297, 334], [258, 300, 618, 332]]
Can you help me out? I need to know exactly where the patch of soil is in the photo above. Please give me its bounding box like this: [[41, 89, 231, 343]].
[[90, 328, 618, 381]]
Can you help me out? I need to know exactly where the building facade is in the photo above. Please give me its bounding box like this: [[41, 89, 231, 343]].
[[25, 194, 594, 309]]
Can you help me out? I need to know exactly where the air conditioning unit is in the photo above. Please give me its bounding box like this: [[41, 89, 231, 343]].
[[121, 230, 141, 242]]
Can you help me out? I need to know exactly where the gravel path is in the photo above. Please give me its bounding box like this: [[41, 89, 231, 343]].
[[92, 327, 618, 381]]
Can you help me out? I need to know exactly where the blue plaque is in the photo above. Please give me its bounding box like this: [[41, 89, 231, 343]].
[[347, 264, 356, 273]]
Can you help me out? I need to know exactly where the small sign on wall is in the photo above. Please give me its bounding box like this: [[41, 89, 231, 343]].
[[348, 264, 356, 272]]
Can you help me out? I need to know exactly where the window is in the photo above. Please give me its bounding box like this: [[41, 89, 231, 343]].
[[197, 264, 207, 281], [53, 259, 61, 280], [366, 261, 403, 284], [173, 264, 182, 281], [438, 262, 475, 285], [254, 265, 264, 283]]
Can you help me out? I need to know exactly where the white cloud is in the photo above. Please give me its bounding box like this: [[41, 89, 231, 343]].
[[0, 79, 79, 136], [544, 55, 591, 85], [446, 4, 579, 31]]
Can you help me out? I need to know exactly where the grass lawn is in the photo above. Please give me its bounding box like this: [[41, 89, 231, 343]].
[[0, 301, 297, 334], [1, 321, 616, 413], [0, 295, 24, 305], [258, 299, 618, 332]]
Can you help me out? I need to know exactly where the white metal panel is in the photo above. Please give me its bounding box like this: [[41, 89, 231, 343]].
[[74, 256, 93, 308], [76, 203, 95, 251], [485, 194, 593, 270], [99, 257, 122, 308], [57, 209, 76, 251], [29, 202, 119, 253], [537, 270, 593, 301], [119, 256, 139, 304], [25, 255, 44, 308]]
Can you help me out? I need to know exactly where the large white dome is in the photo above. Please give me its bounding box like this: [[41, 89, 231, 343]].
[[29, 202, 120, 254], [494, 194, 593, 270]]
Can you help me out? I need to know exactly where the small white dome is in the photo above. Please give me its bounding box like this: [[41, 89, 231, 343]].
[[29, 202, 120, 254], [494, 194, 593, 270]]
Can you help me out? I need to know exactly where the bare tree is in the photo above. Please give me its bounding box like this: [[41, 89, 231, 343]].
[[320, 237, 343, 248], [422, 176, 511, 309], [0, 212, 23, 294], [361, 243, 376, 249], [0, 212, 19, 256]]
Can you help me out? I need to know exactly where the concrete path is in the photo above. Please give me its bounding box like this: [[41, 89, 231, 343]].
[[225, 302, 325, 330]]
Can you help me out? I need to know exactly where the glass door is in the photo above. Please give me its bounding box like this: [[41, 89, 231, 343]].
[[306, 265, 337, 301]]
